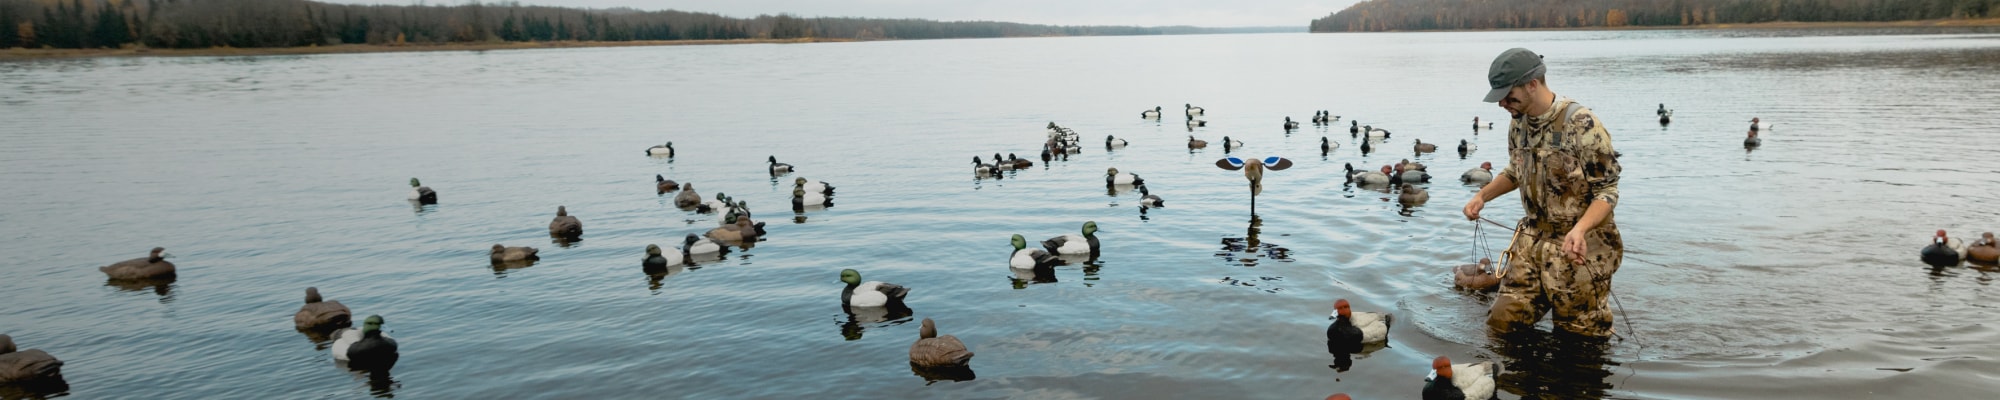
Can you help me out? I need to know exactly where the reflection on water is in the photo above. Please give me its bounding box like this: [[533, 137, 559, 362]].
[[104, 278, 176, 301], [1489, 330, 1616, 400], [839, 304, 914, 341], [910, 363, 977, 384], [1216, 215, 1293, 267], [489, 259, 539, 276]]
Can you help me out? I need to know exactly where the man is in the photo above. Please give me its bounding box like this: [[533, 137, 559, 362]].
[[1463, 48, 1625, 339]]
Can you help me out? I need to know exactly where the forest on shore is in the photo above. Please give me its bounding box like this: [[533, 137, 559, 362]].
[[0, 0, 1288, 50], [1311, 0, 2000, 32]]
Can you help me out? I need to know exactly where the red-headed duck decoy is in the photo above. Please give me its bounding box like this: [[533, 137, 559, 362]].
[[1922, 229, 1967, 267], [1462, 162, 1494, 184], [1423, 356, 1498, 400], [1325, 299, 1391, 354]]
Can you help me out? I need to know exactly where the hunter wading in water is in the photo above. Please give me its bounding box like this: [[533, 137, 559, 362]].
[[1463, 48, 1626, 339]]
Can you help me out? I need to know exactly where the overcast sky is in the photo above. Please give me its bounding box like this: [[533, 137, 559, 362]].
[[329, 0, 1365, 27]]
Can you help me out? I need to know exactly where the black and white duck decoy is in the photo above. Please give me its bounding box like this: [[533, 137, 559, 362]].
[[643, 244, 684, 274], [795, 177, 834, 196], [646, 142, 674, 157], [331, 315, 398, 371], [1137, 184, 1164, 208], [1105, 168, 1143, 186], [1221, 136, 1244, 152], [839, 269, 909, 308], [1185, 103, 1205, 117], [1321, 137, 1339, 154], [1041, 221, 1101, 258], [1283, 117, 1300, 130], [1009, 234, 1061, 273], [973, 156, 998, 176], [1457, 139, 1477, 155], [768, 156, 794, 175], [407, 178, 437, 204], [1141, 106, 1161, 119], [1744, 130, 1761, 147], [1106, 135, 1128, 149]]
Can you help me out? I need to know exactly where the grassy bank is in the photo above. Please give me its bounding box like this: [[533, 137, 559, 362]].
[[0, 37, 855, 62]]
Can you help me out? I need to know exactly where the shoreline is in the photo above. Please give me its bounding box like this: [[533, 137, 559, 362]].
[[0, 37, 859, 62], [1337, 17, 2000, 33]]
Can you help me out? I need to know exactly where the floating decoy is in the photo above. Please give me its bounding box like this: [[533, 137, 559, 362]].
[[1215, 156, 1293, 213], [1007, 153, 1033, 169], [1970, 232, 1999, 263], [1454, 258, 1499, 291], [0, 334, 64, 384], [646, 142, 674, 157], [674, 183, 703, 209], [1321, 137, 1338, 154], [1352, 165, 1392, 186], [1414, 139, 1438, 153], [643, 244, 684, 274], [1461, 162, 1494, 184], [1325, 299, 1391, 354], [1393, 164, 1432, 184], [1350, 120, 1360, 136], [1457, 139, 1477, 154], [1749, 117, 1772, 132], [839, 269, 909, 308], [795, 177, 834, 196], [1041, 221, 1101, 258], [1187, 136, 1208, 149], [1105, 168, 1143, 186], [768, 156, 794, 175], [1283, 117, 1300, 130], [1185, 103, 1205, 117], [407, 178, 437, 204], [100, 247, 176, 280], [1398, 184, 1429, 205], [1398, 158, 1428, 171], [1141, 106, 1161, 119], [909, 318, 975, 369], [1106, 135, 1128, 149], [1138, 184, 1164, 208], [1922, 229, 1967, 267], [1744, 130, 1761, 147], [331, 315, 398, 371], [793, 187, 831, 210], [1221, 136, 1243, 152], [705, 212, 764, 244], [294, 287, 353, 331], [549, 206, 582, 239], [490, 244, 538, 263], [1010, 234, 1061, 272], [1186, 118, 1207, 128], [681, 233, 727, 258], [973, 156, 997, 175], [1363, 125, 1391, 139], [1423, 356, 1499, 400]]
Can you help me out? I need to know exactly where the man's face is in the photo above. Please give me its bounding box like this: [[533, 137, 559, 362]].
[[1497, 84, 1534, 118]]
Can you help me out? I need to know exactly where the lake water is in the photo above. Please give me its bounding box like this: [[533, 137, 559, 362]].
[[4, 28, 2000, 399]]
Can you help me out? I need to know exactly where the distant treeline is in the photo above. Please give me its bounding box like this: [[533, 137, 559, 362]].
[[0, 0, 1287, 49], [1311, 0, 2000, 32]]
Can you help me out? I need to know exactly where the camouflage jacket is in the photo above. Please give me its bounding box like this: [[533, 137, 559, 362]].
[[1500, 96, 1622, 236]]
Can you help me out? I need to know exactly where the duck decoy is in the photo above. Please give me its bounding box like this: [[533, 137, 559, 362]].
[[1393, 164, 1432, 184], [1186, 118, 1207, 128], [1321, 137, 1338, 154], [1106, 135, 1128, 150], [549, 206, 582, 239], [1363, 125, 1391, 139], [643, 244, 685, 274], [1399, 184, 1429, 205], [793, 187, 832, 210], [1970, 232, 1999, 263], [1325, 299, 1391, 354], [1352, 165, 1392, 186], [1398, 158, 1428, 171], [1283, 117, 1300, 130], [651, 175, 684, 196], [1041, 221, 1101, 259], [909, 318, 975, 369], [295, 287, 353, 331], [99, 247, 176, 280], [490, 244, 539, 263], [1137, 184, 1164, 208], [1744, 130, 1761, 147], [1221, 136, 1243, 152], [1215, 156, 1293, 213], [674, 183, 703, 208], [768, 156, 794, 175], [407, 178, 437, 204], [705, 212, 763, 244], [1749, 117, 1772, 132], [1185, 103, 1205, 117], [973, 156, 997, 176], [681, 233, 728, 259], [1423, 356, 1499, 400], [1105, 168, 1143, 186], [839, 269, 909, 308], [646, 142, 674, 157], [1922, 229, 1967, 267], [331, 315, 398, 371], [1461, 162, 1494, 184], [1010, 234, 1062, 272], [0, 335, 64, 384], [1350, 120, 1360, 136], [1414, 139, 1438, 153], [1187, 136, 1208, 149], [1454, 258, 1499, 291], [795, 177, 835, 196], [1457, 139, 1477, 155], [1141, 106, 1161, 119], [1007, 153, 1033, 169]]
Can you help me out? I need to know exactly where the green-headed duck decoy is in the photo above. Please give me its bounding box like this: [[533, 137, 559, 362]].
[[331, 315, 398, 371], [407, 178, 437, 204], [1041, 221, 1101, 258], [839, 269, 908, 308]]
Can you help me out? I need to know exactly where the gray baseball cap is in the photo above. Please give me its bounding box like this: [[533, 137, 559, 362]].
[[1483, 48, 1546, 103]]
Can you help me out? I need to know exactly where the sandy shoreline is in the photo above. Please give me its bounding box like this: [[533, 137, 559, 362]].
[[0, 37, 857, 62]]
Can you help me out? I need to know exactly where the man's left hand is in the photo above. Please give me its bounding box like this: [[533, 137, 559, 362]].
[[1562, 229, 1588, 265]]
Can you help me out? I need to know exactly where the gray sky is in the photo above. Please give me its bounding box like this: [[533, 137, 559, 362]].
[[332, 1, 1364, 27]]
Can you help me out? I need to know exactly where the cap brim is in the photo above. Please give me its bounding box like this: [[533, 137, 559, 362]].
[[1482, 86, 1510, 103]]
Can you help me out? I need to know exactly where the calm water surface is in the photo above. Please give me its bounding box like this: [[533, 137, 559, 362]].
[[4, 29, 1999, 399]]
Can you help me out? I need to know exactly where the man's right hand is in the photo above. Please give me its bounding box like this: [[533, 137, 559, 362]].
[[1463, 196, 1485, 221]]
